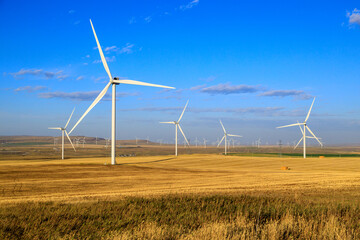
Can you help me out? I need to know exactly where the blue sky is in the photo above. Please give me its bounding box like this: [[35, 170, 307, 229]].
[[1, 0, 360, 145]]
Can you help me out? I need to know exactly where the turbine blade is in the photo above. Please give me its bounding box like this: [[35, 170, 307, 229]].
[[178, 124, 189, 146], [297, 121, 304, 135], [306, 126, 323, 146], [220, 120, 226, 133], [90, 19, 113, 81], [294, 137, 303, 149], [113, 79, 174, 89], [64, 108, 75, 129], [65, 130, 76, 152], [277, 123, 303, 129], [68, 82, 111, 135], [305, 97, 315, 122], [159, 122, 175, 124], [178, 100, 189, 123], [48, 127, 62, 130], [217, 135, 225, 147], [228, 134, 242, 137]]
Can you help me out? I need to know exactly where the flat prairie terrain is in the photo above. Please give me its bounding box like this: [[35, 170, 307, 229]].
[[1, 154, 360, 203], [2, 148, 360, 239]]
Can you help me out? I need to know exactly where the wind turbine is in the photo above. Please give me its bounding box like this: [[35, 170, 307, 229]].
[[203, 138, 207, 148], [48, 108, 76, 159], [217, 120, 242, 155], [68, 19, 174, 165], [277, 97, 322, 158], [160, 100, 190, 156]]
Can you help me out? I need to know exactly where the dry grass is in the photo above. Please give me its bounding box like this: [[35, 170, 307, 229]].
[[1, 154, 360, 203], [1, 194, 360, 239], [1, 151, 360, 239]]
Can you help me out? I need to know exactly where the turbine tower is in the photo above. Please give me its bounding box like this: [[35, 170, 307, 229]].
[[48, 108, 76, 159], [217, 120, 242, 155], [160, 100, 190, 156], [277, 97, 322, 158], [69, 19, 174, 165]]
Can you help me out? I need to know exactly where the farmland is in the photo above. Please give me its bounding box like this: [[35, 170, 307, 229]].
[[1, 137, 360, 239]]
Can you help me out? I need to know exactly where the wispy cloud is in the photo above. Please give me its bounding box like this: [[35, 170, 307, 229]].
[[180, 0, 199, 10], [347, 8, 360, 25], [38, 91, 138, 101], [259, 90, 312, 99], [93, 56, 116, 64], [121, 106, 286, 116], [10, 69, 68, 80], [192, 83, 261, 95], [11, 69, 43, 77], [129, 17, 136, 24], [190, 84, 207, 91], [14, 86, 47, 93], [104, 46, 119, 52], [200, 76, 216, 82], [144, 16, 152, 23], [119, 43, 135, 54], [76, 76, 84, 81], [68, 9, 75, 14], [190, 82, 311, 99]]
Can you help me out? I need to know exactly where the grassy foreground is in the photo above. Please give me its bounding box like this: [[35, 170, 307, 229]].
[[1, 194, 360, 239]]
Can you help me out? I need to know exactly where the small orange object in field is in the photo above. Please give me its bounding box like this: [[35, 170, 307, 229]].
[[281, 166, 290, 170], [319, 156, 325, 159]]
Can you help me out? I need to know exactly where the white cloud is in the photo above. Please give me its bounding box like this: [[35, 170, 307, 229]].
[[14, 86, 47, 93], [104, 46, 118, 52], [180, 0, 199, 10], [348, 8, 360, 25], [192, 83, 261, 95], [10, 69, 68, 80], [93, 56, 116, 63], [119, 43, 135, 54], [191, 82, 312, 99], [38, 90, 138, 101], [11, 69, 43, 77], [259, 90, 312, 99], [190, 84, 207, 91], [144, 16, 152, 23], [121, 106, 286, 117], [76, 76, 84, 81]]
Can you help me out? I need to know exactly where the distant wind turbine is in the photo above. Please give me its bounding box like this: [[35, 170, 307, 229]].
[[48, 108, 76, 159], [203, 138, 207, 148], [277, 97, 322, 158], [68, 19, 174, 165], [217, 120, 242, 155], [160, 100, 190, 156]]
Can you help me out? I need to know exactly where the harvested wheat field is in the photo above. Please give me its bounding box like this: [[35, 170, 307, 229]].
[[1, 154, 360, 239], [1, 154, 360, 203]]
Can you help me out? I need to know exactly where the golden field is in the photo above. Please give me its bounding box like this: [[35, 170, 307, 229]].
[[1, 141, 360, 239], [0, 153, 360, 204]]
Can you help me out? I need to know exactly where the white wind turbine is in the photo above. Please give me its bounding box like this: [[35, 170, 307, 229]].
[[217, 120, 242, 155], [203, 138, 207, 148], [160, 100, 190, 156], [68, 19, 174, 165], [48, 108, 76, 159], [277, 97, 322, 158]]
